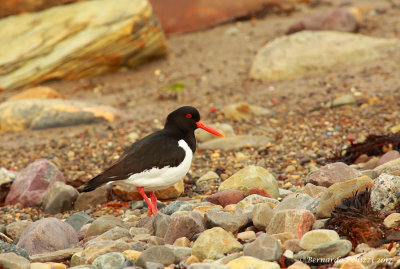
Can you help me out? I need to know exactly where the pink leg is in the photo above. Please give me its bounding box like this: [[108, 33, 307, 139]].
[[137, 187, 155, 217], [149, 192, 158, 214]]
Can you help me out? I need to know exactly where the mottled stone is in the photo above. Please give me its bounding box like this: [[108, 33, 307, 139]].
[[243, 233, 282, 261], [17, 217, 78, 255], [0, 241, 30, 260], [219, 166, 279, 198], [370, 173, 400, 213], [267, 209, 315, 239], [192, 227, 243, 261]]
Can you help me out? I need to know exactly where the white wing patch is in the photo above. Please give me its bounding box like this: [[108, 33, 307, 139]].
[[125, 139, 193, 191]]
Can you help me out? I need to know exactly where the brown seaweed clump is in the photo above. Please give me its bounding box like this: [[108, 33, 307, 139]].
[[324, 189, 389, 248], [328, 132, 400, 165]]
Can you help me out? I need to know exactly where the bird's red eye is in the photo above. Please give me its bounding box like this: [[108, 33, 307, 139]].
[[186, 114, 192, 118]]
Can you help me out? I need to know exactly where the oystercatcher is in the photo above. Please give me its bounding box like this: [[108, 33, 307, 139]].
[[81, 106, 224, 216]]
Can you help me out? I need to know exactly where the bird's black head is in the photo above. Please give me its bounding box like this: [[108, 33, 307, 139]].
[[164, 106, 200, 134]]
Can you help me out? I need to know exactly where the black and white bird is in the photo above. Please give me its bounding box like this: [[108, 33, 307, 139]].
[[81, 106, 224, 216]]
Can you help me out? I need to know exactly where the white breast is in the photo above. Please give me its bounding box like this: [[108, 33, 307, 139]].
[[125, 139, 193, 191]]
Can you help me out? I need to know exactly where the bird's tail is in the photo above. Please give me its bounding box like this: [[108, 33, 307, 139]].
[[79, 174, 107, 192]]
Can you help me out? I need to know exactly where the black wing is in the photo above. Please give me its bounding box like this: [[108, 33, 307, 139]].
[[81, 130, 185, 192]]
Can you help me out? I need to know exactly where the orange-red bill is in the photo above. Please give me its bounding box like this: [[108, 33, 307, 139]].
[[196, 120, 225, 137]]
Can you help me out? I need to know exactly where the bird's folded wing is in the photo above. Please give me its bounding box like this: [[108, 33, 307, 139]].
[[80, 131, 185, 192]]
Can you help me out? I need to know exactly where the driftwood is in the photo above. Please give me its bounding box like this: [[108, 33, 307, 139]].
[[0, 0, 167, 90]]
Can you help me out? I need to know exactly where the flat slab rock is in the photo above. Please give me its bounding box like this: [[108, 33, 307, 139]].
[[0, 98, 119, 133], [150, 0, 306, 34], [0, 0, 167, 90]]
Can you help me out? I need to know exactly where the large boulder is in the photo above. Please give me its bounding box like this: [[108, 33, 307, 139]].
[[5, 159, 65, 206], [42, 182, 79, 214], [17, 218, 78, 255], [0, 0, 167, 91], [0, 99, 119, 133], [250, 31, 400, 82]]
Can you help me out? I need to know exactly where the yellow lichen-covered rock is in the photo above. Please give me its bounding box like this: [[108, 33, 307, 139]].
[[219, 166, 279, 198], [226, 256, 280, 269], [123, 250, 142, 263], [155, 179, 184, 199], [192, 227, 243, 261], [0, 0, 167, 91]]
